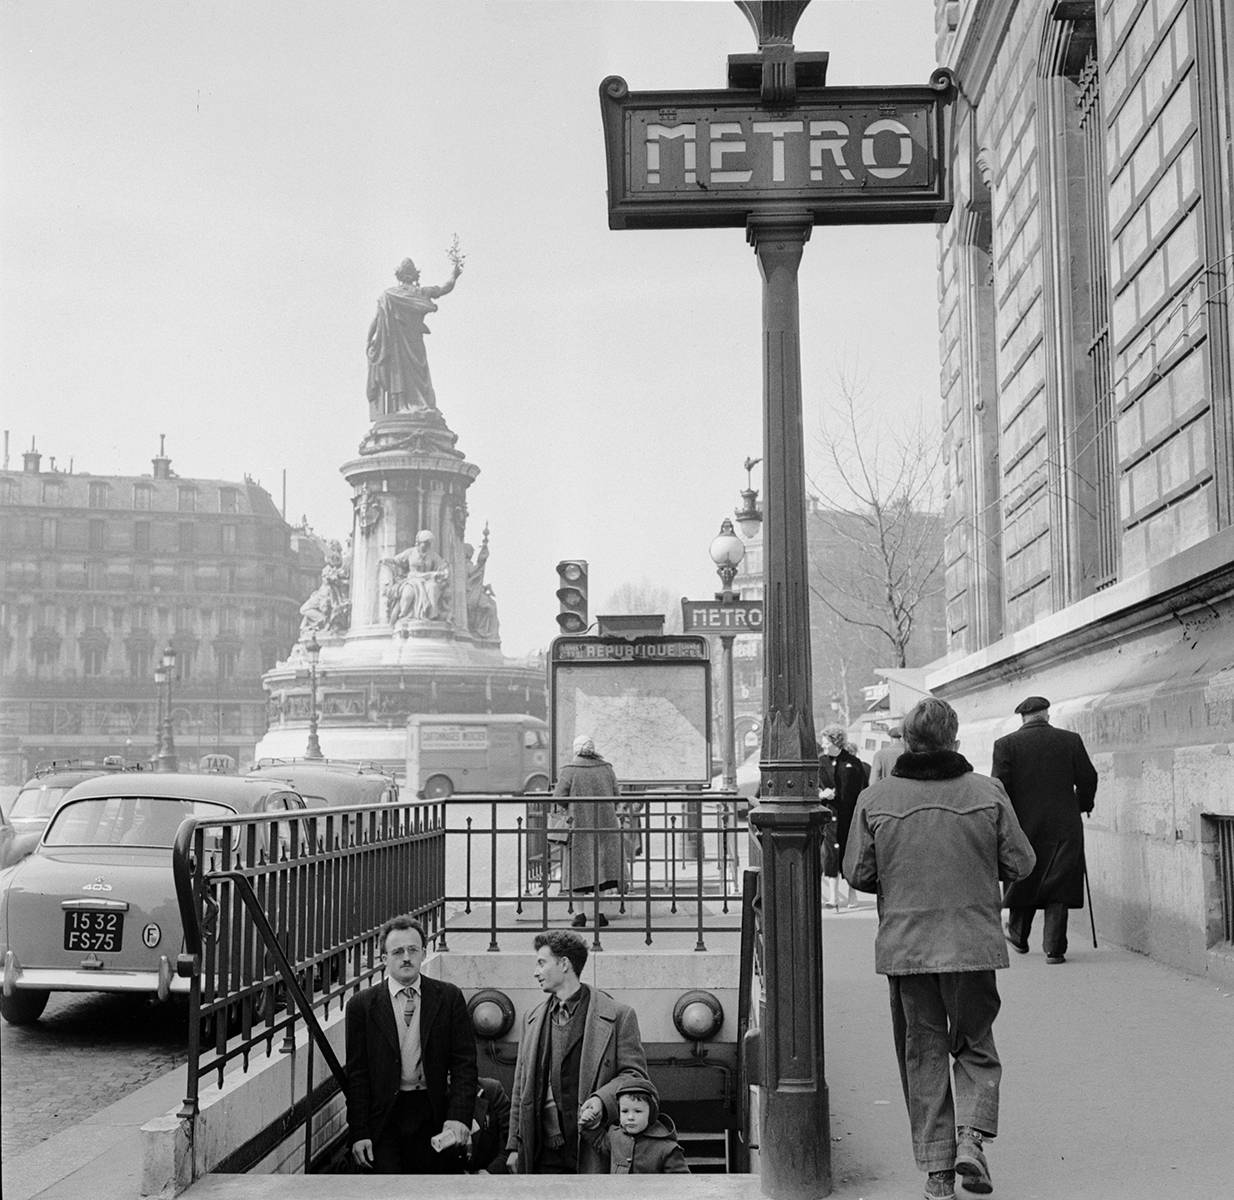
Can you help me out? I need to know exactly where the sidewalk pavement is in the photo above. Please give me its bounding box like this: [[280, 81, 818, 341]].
[[3, 900, 1231, 1200]]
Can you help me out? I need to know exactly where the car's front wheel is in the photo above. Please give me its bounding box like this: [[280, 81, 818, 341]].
[[1, 988, 50, 1026]]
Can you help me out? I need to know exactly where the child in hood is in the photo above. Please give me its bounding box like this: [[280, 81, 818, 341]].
[[585, 1077, 690, 1174]]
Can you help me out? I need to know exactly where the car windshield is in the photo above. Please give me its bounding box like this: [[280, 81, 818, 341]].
[[11, 784, 73, 820], [43, 797, 236, 848]]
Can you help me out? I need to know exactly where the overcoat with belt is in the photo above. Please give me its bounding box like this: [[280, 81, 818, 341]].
[[991, 721, 1098, 909], [344, 973, 478, 1151], [506, 985, 649, 1174]]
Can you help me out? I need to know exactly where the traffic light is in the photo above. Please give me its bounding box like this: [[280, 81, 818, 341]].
[[555, 560, 589, 634]]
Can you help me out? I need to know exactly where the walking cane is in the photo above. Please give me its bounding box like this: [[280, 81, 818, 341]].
[[1083, 865, 1098, 948], [1082, 815, 1098, 949]]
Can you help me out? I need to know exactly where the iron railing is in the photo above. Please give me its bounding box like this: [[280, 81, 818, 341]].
[[170, 791, 751, 1171]]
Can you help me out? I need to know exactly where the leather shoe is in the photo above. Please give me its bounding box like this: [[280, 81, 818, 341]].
[[1004, 927, 1028, 954], [954, 1131, 992, 1194], [570, 912, 586, 927], [1046, 954, 1066, 964], [597, 913, 609, 927]]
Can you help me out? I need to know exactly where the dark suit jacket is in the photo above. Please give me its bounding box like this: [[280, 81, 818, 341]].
[[344, 974, 478, 1149], [992, 721, 1098, 909], [468, 1076, 512, 1173]]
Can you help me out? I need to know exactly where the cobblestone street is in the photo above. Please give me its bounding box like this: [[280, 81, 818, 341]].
[[0, 991, 188, 1162]]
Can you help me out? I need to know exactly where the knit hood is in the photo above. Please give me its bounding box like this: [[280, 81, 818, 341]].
[[615, 1077, 667, 1133]]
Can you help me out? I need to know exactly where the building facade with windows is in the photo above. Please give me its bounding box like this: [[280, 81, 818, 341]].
[[930, 0, 1233, 980], [0, 442, 317, 779]]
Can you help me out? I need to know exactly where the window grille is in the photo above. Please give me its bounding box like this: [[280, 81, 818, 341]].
[[1076, 47, 1118, 588], [1213, 815, 1234, 945]]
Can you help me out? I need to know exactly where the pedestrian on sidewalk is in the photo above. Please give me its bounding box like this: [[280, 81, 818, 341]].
[[992, 696, 1098, 964], [870, 724, 905, 783], [819, 723, 865, 909], [843, 697, 1035, 1200], [555, 734, 623, 927]]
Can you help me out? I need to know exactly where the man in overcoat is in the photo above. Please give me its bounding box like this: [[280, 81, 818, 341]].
[[345, 916, 478, 1173], [992, 696, 1098, 964], [505, 929, 649, 1174], [843, 698, 1035, 1200]]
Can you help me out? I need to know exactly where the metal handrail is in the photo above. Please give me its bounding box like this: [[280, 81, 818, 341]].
[[169, 792, 751, 1172]]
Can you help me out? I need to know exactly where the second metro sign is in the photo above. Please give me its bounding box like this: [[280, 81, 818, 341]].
[[599, 72, 955, 230]]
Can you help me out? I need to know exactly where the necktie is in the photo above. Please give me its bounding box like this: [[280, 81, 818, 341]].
[[402, 988, 417, 1027]]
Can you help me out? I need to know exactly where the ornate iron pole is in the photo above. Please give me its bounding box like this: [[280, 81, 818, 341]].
[[747, 206, 830, 1198], [304, 633, 323, 760]]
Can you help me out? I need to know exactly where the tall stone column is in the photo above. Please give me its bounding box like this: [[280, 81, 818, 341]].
[[747, 211, 830, 1199]]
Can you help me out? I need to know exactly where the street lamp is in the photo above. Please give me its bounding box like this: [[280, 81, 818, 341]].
[[156, 645, 178, 773], [153, 663, 166, 765], [709, 518, 746, 789], [304, 633, 323, 761], [735, 455, 763, 538]]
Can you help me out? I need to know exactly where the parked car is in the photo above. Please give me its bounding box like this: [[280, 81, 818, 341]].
[[245, 758, 399, 808], [5, 758, 137, 838], [0, 772, 308, 1025]]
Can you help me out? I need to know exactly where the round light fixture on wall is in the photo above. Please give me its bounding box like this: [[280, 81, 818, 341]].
[[672, 989, 724, 1041], [467, 988, 516, 1040]]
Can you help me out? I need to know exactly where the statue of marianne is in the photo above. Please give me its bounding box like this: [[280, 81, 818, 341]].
[[365, 252, 463, 420]]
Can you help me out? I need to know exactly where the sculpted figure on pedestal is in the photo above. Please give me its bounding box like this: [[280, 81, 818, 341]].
[[299, 540, 350, 636], [464, 533, 500, 641], [382, 530, 451, 624], [365, 244, 464, 420]]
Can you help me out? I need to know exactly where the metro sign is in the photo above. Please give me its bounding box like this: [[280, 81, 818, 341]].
[[600, 71, 955, 229]]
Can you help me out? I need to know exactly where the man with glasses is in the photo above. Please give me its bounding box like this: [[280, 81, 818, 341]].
[[345, 916, 477, 1173]]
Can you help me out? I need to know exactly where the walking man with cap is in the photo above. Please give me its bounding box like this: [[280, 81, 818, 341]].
[[992, 696, 1099, 964]]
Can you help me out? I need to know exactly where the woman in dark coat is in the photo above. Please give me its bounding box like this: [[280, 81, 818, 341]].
[[554, 735, 624, 926], [819, 723, 868, 908]]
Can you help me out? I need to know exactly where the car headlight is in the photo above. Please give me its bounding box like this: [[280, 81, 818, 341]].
[[467, 988, 515, 1040], [673, 989, 724, 1041]]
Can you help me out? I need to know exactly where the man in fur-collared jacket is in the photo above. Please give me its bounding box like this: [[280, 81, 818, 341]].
[[843, 698, 1035, 1200]]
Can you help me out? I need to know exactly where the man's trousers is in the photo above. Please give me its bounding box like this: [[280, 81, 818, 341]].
[[1007, 902, 1068, 958], [888, 970, 1002, 1173]]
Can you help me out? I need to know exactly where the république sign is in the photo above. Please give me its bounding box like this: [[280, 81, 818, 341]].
[[600, 71, 955, 229]]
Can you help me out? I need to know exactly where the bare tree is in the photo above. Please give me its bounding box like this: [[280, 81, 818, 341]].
[[808, 379, 947, 671], [601, 580, 684, 634]]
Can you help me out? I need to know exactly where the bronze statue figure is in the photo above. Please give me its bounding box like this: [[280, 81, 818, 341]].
[[366, 244, 464, 419]]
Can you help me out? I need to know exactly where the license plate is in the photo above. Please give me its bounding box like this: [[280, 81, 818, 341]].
[[64, 910, 124, 953]]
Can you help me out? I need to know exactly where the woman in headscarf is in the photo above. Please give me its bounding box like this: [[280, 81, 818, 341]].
[[554, 735, 623, 927]]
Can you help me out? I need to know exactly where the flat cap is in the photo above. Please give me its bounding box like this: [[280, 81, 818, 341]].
[[1014, 695, 1050, 715]]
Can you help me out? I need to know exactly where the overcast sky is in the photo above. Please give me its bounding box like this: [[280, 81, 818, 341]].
[[2, 0, 942, 658]]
